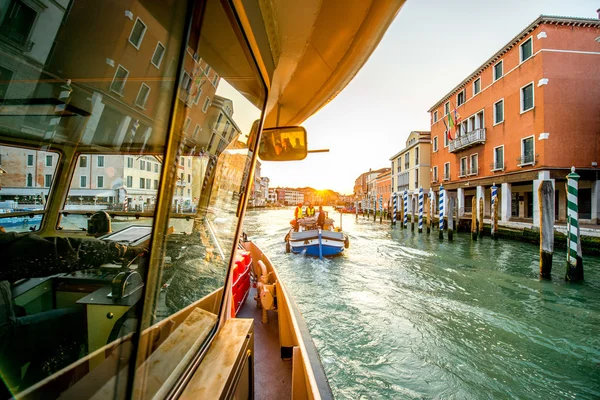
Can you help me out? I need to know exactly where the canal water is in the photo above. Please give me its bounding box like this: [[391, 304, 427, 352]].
[[243, 207, 600, 400]]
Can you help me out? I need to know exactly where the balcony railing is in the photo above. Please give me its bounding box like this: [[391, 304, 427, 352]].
[[490, 161, 505, 171], [404, 163, 410, 170], [448, 128, 486, 153], [517, 151, 536, 166]]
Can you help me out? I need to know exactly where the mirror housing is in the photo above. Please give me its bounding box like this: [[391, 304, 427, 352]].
[[258, 126, 307, 161]]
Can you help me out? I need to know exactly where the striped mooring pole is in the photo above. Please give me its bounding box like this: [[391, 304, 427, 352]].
[[44, 79, 73, 142], [439, 185, 444, 239], [403, 190, 408, 228], [392, 192, 397, 226], [491, 184, 498, 240], [379, 195, 383, 223], [566, 167, 584, 281], [428, 190, 435, 234], [373, 195, 376, 222], [418, 187, 424, 233]]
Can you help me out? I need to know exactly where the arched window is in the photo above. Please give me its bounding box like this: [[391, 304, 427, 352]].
[[27, 173, 33, 187]]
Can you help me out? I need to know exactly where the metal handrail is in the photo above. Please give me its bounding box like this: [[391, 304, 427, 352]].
[[449, 128, 486, 153]]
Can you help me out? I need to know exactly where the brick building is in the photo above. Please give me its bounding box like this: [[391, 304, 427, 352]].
[[428, 15, 600, 226]]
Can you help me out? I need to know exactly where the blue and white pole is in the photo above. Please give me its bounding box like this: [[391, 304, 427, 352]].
[[428, 190, 435, 234], [403, 190, 408, 228], [418, 187, 424, 233], [491, 184, 498, 239], [379, 195, 383, 223], [392, 192, 397, 226], [439, 184, 445, 239]]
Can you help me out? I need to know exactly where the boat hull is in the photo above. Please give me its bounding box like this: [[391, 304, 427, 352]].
[[289, 229, 346, 257]]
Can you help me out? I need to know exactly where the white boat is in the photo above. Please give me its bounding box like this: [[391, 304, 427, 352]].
[[286, 214, 349, 258]]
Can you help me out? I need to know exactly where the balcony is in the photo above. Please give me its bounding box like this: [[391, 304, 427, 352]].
[[448, 128, 486, 153], [517, 151, 537, 167]]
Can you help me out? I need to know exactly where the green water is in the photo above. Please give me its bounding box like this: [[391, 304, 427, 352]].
[[243, 208, 600, 400]]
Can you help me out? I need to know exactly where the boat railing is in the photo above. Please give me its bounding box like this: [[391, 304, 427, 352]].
[[243, 241, 333, 400]]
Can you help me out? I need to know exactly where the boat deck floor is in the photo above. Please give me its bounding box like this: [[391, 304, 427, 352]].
[[237, 287, 292, 399]]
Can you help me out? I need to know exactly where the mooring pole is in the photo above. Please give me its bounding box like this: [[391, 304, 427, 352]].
[[478, 197, 484, 238], [471, 196, 477, 241], [491, 184, 498, 240], [539, 180, 554, 279], [439, 185, 444, 239], [418, 187, 424, 233], [429, 190, 435, 235], [373, 195, 377, 222], [355, 200, 358, 220], [379, 195, 383, 224], [392, 192, 397, 226], [425, 195, 430, 234], [448, 197, 454, 240], [411, 193, 415, 232], [403, 190, 408, 229], [566, 167, 583, 282]]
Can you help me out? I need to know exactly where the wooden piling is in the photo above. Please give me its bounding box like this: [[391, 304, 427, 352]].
[[478, 197, 484, 238], [448, 197, 454, 241], [471, 196, 477, 241], [539, 180, 554, 279]]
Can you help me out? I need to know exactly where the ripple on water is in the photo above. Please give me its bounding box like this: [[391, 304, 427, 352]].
[[243, 209, 600, 399]]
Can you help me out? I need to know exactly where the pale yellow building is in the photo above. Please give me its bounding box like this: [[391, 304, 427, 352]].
[[389, 131, 431, 213]]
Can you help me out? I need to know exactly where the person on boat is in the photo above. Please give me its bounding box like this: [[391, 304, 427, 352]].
[[317, 206, 326, 229], [0, 227, 147, 391], [305, 203, 316, 217], [294, 202, 304, 220]]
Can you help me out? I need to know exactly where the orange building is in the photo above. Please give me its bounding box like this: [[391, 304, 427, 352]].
[[375, 170, 392, 211], [428, 15, 600, 227]]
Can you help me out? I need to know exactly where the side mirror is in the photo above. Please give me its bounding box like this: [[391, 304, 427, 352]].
[[258, 126, 307, 161]]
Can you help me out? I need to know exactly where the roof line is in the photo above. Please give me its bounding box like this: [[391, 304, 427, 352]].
[[427, 15, 600, 112]]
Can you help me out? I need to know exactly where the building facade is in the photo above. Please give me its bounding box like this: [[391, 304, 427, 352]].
[[375, 170, 392, 211], [390, 131, 432, 215], [428, 15, 600, 226]]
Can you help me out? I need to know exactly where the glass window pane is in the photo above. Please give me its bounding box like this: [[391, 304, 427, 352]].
[[129, 18, 147, 48], [0, 146, 58, 232], [0, 0, 190, 395], [151, 43, 165, 67], [523, 84, 533, 110], [521, 38, 532, 61]]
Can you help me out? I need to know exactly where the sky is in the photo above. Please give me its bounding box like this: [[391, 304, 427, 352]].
[[260, 0, 598, 194]]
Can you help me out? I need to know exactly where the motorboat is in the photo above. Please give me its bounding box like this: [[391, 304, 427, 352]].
[[286, 214, 349, 258]]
